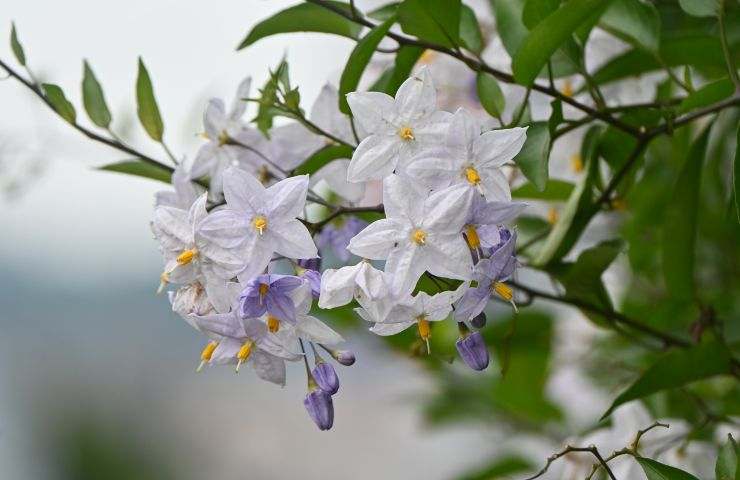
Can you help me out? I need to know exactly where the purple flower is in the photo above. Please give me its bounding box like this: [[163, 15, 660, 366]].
[[316, 216, 367, 261], [297, 257, 321, 271], [304, 389, 334, 431], [312, 361, 340, 395], [300, 268, 321, 299], [454, 231, 518, 322], [239, 274, 302, 324], [464, 194, 525, 249], [456, 331, 489, 371]]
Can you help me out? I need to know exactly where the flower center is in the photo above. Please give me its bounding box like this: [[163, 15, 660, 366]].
[[411, 228, 427, 245], [258, 283, 269, 299], [464, 166, 481, 185], [176, 248, 198, 265], [236, 340, 254, 373], [253, 215, 268, 235], [267, 315, 280, 333], [465, 225, 480, 249], [398, 126, 415, 141], [218, 130, 230, 146]]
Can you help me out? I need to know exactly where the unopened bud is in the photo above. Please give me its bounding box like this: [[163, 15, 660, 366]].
[[471, 312, 487, 329], [304, 389, 334, 431], [327, 348, 355, 366], [456, 331, 490, 371], [312, 361, 340, 395]]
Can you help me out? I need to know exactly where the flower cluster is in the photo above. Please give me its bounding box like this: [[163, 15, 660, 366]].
[[153, 67, 526, 431]]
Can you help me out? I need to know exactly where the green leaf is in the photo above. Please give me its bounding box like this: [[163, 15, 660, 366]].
[[368, 2, 399, 21], [457, 455, 534, 480], [679, 78, 734, 114], [511, 0, 613, 85], [514, 122, 550, 191], [662, 125, 710, 301], [637, 457, 701, 480], [459, 5, 484, 53], [678, 0, 718, 17], [81, 61, 112, 128], [601, 0, 661, 52], [370, 45, 424, 95], [512, 179, 574, 200], [735, 124, 740, 223], [601, 339, 733, 419], [98, 159, 173, 184], [339, 15, 396, 114], [716, 434, 739, 480], [522, 0, 559, 29], [236, 1, 362, 50], [10, 22, 26, 66], [42, 83, 76, 124], [398, 0, 461, 48], [475, 72, 505, 120], [293, 144, 354, 175], [135, 58, 164, 142]]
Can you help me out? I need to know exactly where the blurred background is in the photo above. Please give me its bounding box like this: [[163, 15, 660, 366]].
[[1, 1, 737, 479]]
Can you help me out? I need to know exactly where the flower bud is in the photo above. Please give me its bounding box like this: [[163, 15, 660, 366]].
[[298, 258, 321, 271], [301, 268, 321, 299], [312, 361, 340, 395], [303, 389, 334, 431], [456, 331, 489, 371], [331, 349, 356, 366], [471, 312, 487, 329]]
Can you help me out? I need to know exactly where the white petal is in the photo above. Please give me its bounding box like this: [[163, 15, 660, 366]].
[[394, 66, 436, 122], [153, 206, 191, 247], [346, 91, 395, 134], [270, 220, 317, 259], [385, 246, 426, 296], [204, 99, 226, 139], [298, 315, 344, 345], [405, 146, 459, 191], [347, 219, 403, 260], [425, 234, 473, 281], [223, 167, 265, 212], [251, 351, 287, 386], [474, 126, 528, 167], [347, 135, 399, 182], [445, 108, 480, 158], [479, 169, 512, 202], [229, 77, 252, 121], [188, 193, 209, 227], [370, 320, 415, 336], [197, 209, 249, 250], [356, 262, 388, 300], [422, 183, 474, 234], [265, 175, 309, 219], [237, 240, 273, 283], [311, 159, 365, 203], [382, 174, 426, 223], [318, 266, 359, 309]]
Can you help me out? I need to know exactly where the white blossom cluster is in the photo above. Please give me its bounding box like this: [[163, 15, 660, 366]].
[[152, 67, 527, 430]]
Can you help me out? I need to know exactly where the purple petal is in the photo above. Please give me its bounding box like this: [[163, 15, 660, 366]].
[[456, 331, 490, 371], [304, 390, 334, 430], [266, 291, 296, 324], [312, 362, 340, 395]]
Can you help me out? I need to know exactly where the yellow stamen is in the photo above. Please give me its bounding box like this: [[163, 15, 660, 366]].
[[547, 207, 559, 225], [176, 248, 198, 265], [398, 126, 415, 141], [417, 317, 431, 354], [419, 50, 436, 65], [258, 283, 269, 299], [611, 198, 627, 211], [218, 130, 230, 146], [561, 79, 573, 98], [465, 225, 480, 249], [267, 315, 280, 333], [464, 166, 481, 185], [493, 281, 518, 312], [196, 341, 218, 372], [411, 228, 427, 245], [157, 272, 170, 295], [257, 165, 271, 184], [570, 154, 583, 173], [235, 340, 254, 373], [253, 215, 268, 235]]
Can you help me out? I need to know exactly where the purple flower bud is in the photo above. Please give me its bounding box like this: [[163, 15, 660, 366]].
[[298, 258, 321, 271], [304, 389, 334, 431], [312, 362, 340, 395], [456, 331, 489, 371], [301, 268, 321, 299], [331, 349, 356, 366], [471, 312, 487, 329]]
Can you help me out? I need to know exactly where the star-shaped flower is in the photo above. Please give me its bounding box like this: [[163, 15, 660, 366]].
[[406, 108, 527, 202], [239, 274, 303, 327], [347, 174, 474, 296], [197, 168, 318, 283], [345, 66, 451, 182]]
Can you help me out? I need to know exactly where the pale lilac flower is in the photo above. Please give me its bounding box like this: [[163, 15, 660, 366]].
[[347, 175, 474, 296], [316, 216, 368, 262], [456, 331, 490, 371], [345, 66, 451, 182], [304, 388, 334, 431], [239, 274, 303, 324], [300, 268, 321, 299], [406, 108, 527, 202], [318, 260, 387, 309], [155, 164, 204, 209]]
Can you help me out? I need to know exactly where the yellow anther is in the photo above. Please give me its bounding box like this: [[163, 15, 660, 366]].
[[398, 126, 415, 141], [253, 215, 268, 235], [267, 315, 280, 333], [411, 228, 427, 245], [157, 271, 170, 295], [464, 166, 481, 185], [561, 79, 573, 98], [493, 281, 518, 312], [465, 225, 481, 249], [257, 165, 271, 184], [196, 341, 218, 372], [236, 340, 254, 373], [176, 248, 198, 265], [570, 154, 584, 173], [419, 50, 436, 65], [258, 283, 269, 298], [547, 207, 559, 225], [417, 317, 431, 354], [611, 198, 627, 211], [218, 130, 230, 146]]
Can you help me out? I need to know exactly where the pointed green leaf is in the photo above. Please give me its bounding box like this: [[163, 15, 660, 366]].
[[293, 144, 354, 176], [370, 45, 424, 95], [678, 0, 718, 17], [476, 71, 505, 120], [601, 0, 661, 53], [398, 0, 461, 48], [236, 2, 362, 50], [522, 0, 559, 29], [716, 434, 739, 480], [136, 58, 164, 142], [368, 2, 400, 21], [514, 122, 550, 191], [601, 339, 733, 419], [98, 159, 173, 184], [42, 83, 76, 124], [10, 22, 26, 66], [512, 0, 613, 85], [662, 125, 710, 301], [339, 15, 396, 114], [637, 457, 701, 480], [678, 78, 733, 114], [512, 179, 575, 200], [459, 5, 483, 53], [81, 61, 112, 128]]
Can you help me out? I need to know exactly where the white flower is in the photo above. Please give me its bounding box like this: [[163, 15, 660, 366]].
[[190, 77, 265, 198], [310, 159, 366, 205], [275, 282, 345, 350], [318, 260, 387, 309], [406, 108, 527, 202], [155, 164, 204, 209], [197, 168, 318, 283], [345, 66, 451, 182], [152, 193, 242, 313], [168, 281, 241, 331], [347, 174, 474, 296], [308, 83, 356, 145]]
